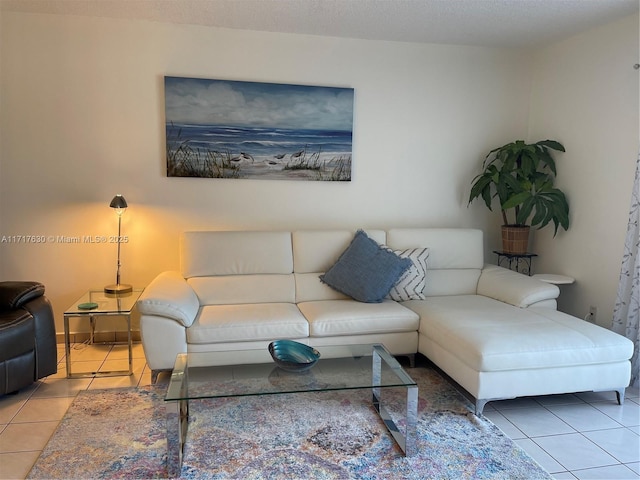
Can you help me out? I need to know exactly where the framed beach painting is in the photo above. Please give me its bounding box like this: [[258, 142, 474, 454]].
[[164, 76, 354, 181]]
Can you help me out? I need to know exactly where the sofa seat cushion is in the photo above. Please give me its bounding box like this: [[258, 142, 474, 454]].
[[187, 303, 309, 344], [298, 299, 419, 337], [404, 295, 633, 372]]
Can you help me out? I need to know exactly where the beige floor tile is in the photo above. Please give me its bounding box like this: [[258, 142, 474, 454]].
[[45, 363, 68, 379], [137, 369, 153, 387], [12, 398, 74, 423], [0, 395, 30, 425], [107, 343, 145, 360], [0, 421, 58, 453], [132, 343, 146, 358], [88, 372, 144, 390], [67, 344, 111, 362], [0, 450, 41, 479], [46, 370, 67, 380], [99, 358, 144, 373], [99, 358, 131, 372], [30, 377, 90, 399], [66, 360, 104, 377]]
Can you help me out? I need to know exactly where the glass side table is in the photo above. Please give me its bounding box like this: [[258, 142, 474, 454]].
[[63, 289, 143, 378]]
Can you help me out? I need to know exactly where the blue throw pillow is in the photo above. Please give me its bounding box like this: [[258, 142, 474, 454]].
[[319, 230, 412, 303]]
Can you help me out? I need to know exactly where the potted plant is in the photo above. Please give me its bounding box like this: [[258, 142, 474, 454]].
[[468, 139, 570, 254]]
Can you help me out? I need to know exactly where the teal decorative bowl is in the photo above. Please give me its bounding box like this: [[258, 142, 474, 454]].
[[268, 340, 321, 372]]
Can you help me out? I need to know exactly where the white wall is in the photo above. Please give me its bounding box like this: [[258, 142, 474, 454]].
[[0, 12, 532, 333], [528, 13, 639, 326]]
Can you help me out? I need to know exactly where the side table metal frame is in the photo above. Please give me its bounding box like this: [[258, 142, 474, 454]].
[[64, 308, 134, 379], [493, 251, 538, 275]]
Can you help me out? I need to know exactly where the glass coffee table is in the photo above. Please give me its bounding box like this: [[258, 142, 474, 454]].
[[165, 344, 418, 476]]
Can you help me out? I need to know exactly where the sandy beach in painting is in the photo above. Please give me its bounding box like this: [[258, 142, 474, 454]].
[[166, 123, 352, 181], [232, 152, 351, 181]]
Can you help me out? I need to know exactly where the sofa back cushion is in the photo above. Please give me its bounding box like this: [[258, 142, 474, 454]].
[[292, 229, 386, 302], [181, 231, 295, 304], [386, 228, 483, 296], [188, 275, 296, 305], [182, 231, 293, 277], [179, 228, 484, 303]]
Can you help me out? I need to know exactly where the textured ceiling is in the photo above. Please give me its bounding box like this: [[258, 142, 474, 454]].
[[2, 0, 638, 48]]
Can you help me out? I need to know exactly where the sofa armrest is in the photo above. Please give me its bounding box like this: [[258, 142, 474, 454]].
[[0, 281, 45, 309], [137, 271, 199, 327], [23, 295, 58, 378], [477, 264, 559, 308]]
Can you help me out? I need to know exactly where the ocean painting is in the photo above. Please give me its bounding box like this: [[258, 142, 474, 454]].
[[164, 76, 354, 181]]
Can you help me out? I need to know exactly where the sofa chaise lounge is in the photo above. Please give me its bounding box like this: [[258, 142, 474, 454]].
[[137, 228, 633, 414]]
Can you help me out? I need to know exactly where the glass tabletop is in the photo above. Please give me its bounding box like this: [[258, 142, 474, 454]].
[[166, 343, 416, 401], [64, 289, 144, 315]]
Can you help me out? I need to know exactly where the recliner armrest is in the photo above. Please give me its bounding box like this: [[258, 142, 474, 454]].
[[477, 264, 559, 308], [0, 281, 45, 309], [137, 271, 199, 327]]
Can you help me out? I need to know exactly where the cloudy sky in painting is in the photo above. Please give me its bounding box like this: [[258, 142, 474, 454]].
[[164, 77, 354, 131]]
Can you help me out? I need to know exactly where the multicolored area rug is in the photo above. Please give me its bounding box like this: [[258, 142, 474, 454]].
[[28, 368, 551, 479]]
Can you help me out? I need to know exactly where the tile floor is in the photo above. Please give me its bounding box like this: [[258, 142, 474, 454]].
[[484, 388, 640, 479], [0, 343, 153, 480], [0, 343, 638, 480]]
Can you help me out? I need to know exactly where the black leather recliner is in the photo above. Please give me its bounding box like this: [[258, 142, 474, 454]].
[[0, 281, 57, 395]]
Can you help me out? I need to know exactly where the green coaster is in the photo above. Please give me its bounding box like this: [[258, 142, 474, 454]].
[[78, 302, 99, 310]]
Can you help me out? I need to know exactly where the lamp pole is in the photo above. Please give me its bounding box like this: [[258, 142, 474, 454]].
[[104, 194, 132, 294]]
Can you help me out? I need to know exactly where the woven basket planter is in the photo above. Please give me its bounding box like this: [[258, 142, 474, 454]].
[[501, 225, 530, 254]]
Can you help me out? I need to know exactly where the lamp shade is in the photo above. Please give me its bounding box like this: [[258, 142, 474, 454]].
[[109, 195, 128, 209]]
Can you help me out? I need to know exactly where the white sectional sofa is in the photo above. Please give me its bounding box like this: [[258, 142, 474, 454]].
[[137, 228, 633, 414]]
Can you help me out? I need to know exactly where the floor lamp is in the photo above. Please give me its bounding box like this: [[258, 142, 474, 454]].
[[104, 194, 133, 294]]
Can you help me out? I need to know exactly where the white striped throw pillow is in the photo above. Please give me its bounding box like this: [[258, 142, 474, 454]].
[[386, 247, 429, 301]]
